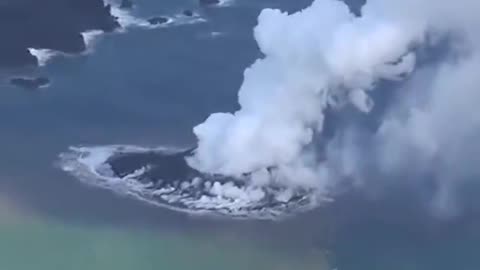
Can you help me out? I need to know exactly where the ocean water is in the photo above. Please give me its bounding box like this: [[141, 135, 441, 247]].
[[1, 0, 480, 270], [0, 0, 329, 269]]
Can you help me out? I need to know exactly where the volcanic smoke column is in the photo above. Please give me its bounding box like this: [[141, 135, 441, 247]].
[[187, 0, 428, 187]]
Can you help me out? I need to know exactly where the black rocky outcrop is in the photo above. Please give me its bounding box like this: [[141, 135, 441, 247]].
[[183, 10, 194, 17], [199, 0, 220, 6], [10, 77, 50, 89], [147, 16, 169, 25], [0, 0, 120, 68]]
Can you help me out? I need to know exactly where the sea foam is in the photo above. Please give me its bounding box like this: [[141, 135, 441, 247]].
[[58, 145, 326, 219]]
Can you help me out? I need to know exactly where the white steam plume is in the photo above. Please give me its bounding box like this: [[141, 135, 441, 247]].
[[188, 0, 480, 191]]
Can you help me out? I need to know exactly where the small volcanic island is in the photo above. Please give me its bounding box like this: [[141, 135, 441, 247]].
[[60, 146, 320, 219], [10, 77, 50, 89]]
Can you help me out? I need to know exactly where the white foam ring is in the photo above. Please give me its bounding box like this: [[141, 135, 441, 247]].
[[58, 145, 327, 220], [169, 14, 207, 27], [107, 0, 206, 31]]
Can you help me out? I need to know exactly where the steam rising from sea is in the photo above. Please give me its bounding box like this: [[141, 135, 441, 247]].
[[60, 0, 480, 218]]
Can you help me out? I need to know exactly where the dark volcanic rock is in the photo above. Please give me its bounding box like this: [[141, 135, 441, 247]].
[[0, 0, 120, 68], [199, 0, 221, 6], [10, 77, 50, 89], [101, 148, 314, 218], [147, 16, 169, 25], [107, 149, 199, 183], [107, 148, 246, 187], [0, 47, 38, 68], [119, 0, 134, 9], [183, 10, 194, 17]]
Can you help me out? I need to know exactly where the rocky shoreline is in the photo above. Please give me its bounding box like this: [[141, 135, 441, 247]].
[[0, 0, 120, 68], [0, 0, 224, 89]]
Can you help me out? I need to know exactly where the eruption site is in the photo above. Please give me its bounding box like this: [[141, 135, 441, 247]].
[[60, 0, 480, 219]]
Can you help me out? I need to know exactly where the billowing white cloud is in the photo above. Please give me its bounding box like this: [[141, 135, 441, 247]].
[[188, 0, 480, 198]]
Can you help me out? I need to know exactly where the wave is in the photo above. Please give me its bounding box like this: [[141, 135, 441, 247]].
[[217, 0, 236, 7], [27, 30, 103, 66], [58, 145, 328, 220], [82, 30, 104, 53], [107, 0, 206, 30], [28, 3, 207, 68], [27, 48, 58, 67]]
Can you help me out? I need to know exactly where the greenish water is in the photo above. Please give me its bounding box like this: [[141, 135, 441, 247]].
[[0, 201, 328, 270]]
